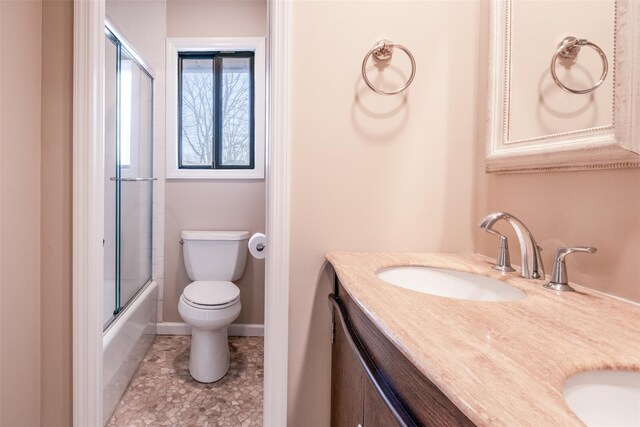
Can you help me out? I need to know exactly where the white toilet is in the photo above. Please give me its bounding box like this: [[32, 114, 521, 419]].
[[178, 230, 249, 383]]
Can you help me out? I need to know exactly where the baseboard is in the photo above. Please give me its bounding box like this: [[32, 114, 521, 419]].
[[156, 322, 264, 337], [229, 323, 264, 337], [156, 322, 192, 335]]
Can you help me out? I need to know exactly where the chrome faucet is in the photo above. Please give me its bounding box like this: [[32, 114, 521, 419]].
[[479, 212, 545, 280]]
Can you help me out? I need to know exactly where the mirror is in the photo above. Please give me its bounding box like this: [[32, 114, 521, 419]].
[[486, 0, 640, 173]]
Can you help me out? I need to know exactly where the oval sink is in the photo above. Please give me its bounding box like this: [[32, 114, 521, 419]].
[[376, 266, 525, 301], [563, 370, 640, 426]]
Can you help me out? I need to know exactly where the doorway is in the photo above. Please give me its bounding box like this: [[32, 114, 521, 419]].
[[72, 0, 290, 425]]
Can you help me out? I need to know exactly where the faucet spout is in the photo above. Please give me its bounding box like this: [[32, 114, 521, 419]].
[[479, 212, 545, 280]]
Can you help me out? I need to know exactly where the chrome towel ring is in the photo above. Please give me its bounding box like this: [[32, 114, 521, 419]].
[[550, 36, 608, 95], [362, 40, 416, 96]]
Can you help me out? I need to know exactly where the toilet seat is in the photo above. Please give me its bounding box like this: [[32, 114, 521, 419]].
[[182, 281, 240, 310]]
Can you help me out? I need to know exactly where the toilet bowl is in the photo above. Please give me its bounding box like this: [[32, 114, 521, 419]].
[[178, 231, 249, 383]]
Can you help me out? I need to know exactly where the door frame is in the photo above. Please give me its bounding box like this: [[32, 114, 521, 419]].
[[72, 0, 291, 425], [263, 0, 291, 424], [72, 0, 105, 424]]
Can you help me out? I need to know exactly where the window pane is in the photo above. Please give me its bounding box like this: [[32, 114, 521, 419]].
[[221, 57, 252, 167], [180, 58, 213, 167]]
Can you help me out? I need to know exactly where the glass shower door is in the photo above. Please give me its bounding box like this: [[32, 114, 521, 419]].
[[118, 50, 153, 308], [104, 27, 154, 329]]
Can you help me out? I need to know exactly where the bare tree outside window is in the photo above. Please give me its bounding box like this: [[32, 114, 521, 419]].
[[179, 54, 253, 169], [181, 58, 214, 166], [221, 57, 251, 166]]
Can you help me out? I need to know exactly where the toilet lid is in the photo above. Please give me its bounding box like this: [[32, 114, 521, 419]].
[[183, 281, 240, 306]]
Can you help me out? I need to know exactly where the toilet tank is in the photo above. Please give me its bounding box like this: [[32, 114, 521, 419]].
[[181, 231, 250, 281]]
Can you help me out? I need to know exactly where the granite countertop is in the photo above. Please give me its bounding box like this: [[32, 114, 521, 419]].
[[325, 252, 640, 426]]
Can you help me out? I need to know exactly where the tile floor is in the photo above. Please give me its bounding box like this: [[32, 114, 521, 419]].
[[107, 335, 264, 426]]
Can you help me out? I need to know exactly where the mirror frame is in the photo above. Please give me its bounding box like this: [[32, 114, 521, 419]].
[[486, 0, 640, 173]]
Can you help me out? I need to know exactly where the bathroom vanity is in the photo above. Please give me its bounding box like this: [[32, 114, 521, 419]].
[[330, 281, 473, 426], [327, 252, 640, 426]]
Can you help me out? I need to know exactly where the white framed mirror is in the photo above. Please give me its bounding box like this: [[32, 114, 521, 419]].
[[486, 0, 640, 173]]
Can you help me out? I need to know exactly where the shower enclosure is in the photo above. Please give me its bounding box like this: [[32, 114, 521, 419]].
[[103, 21, 158, 424], [104, 24, 154, 330]]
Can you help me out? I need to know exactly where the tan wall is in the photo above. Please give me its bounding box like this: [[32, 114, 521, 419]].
[[0, 3, 632, 427], [0, 3, 2, 421], [475, 169, 640, 302], [164, 0, 267, 325], [40, 0, 73, 425], [473, 1, 640, 303], [0, 0, 43, 425], [164, 183, 266, 323], [166, 0, 266, 38], [288, 1, 482, 424]]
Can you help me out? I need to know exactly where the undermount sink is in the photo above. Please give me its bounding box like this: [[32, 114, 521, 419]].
[[563, 370, 640, 426], [376, 266, 526, 301]]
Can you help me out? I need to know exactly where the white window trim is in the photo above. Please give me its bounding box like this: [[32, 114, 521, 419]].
[[166, 37, 266, 180]]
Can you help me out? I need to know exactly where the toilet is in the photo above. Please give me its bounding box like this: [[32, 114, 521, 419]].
[[178, 230, 250, 383]]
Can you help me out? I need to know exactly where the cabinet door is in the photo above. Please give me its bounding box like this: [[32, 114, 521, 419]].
[[364, 379, 400, 427], [331, 313, 365, 427]]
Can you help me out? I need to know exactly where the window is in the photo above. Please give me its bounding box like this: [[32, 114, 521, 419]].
[[167, 38, 265, 179], [179, 52, 254, 169]]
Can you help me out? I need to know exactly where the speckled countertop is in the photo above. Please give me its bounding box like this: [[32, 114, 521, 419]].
[[325, 252, 640, 427]]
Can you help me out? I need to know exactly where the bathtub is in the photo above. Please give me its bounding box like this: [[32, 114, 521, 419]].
[[102, 280, 157, 425]]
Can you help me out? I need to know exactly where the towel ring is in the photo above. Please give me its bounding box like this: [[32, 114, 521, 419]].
[[362, 40, 416, 96], [550, 36, 608, 95]]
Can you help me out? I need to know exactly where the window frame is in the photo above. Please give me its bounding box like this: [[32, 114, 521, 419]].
[[167, 37, 265, 179], [178, 51, 255, 171]]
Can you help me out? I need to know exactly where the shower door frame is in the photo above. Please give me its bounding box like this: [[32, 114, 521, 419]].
[[104, 20, 155, 329], [72, 0, 291, 425]]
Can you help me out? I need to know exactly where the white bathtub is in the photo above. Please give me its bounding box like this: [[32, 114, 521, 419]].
[[102, 280, 157, 425]]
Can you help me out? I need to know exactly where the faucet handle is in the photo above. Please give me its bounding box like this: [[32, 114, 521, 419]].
[[482, 228, 516, 273], [544, 246, 597, 292], [555, 246, 596, 261]]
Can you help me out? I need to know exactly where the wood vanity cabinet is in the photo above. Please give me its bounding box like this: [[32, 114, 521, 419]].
[[330, 279, 475, 427], [331, 308, 397, 427]]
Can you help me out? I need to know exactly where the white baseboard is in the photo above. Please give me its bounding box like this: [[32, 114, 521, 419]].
[[229, 323, 264, 337], [156, 322, 192, 335], [156, 322, 264, 337]]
